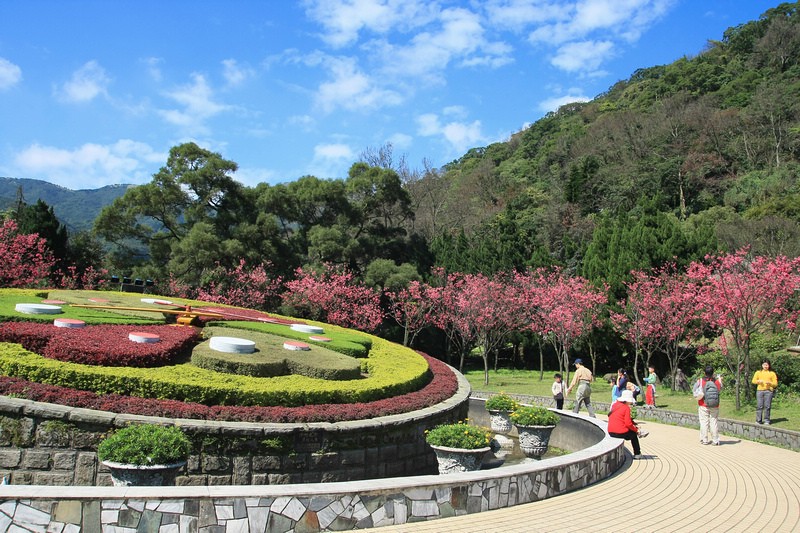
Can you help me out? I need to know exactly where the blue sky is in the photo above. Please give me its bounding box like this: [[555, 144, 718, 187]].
[[0, 0, 783, 190]]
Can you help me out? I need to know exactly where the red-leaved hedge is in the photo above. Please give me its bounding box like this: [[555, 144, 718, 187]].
[[0, 322, 198, 367], [0, 353, 457, 423]]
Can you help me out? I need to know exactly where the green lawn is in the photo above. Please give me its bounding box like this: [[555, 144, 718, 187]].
[[464, 368, 800, 432]]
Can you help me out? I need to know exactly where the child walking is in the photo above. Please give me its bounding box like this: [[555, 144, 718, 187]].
[[644, 366, 657, 408], [552, 373, 566, 410]]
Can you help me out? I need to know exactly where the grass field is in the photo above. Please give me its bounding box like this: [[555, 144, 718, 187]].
[[464, 367, 800, 432]]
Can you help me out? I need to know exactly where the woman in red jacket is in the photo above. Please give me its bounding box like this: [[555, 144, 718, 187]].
[[608, 389, 649, 459]]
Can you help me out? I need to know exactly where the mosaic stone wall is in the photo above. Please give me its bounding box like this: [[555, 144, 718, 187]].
[[0, 372, 471, 486], [0, 417, 624, 532]]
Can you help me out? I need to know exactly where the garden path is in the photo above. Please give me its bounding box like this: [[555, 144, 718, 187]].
[[379, 416, 800, 533]]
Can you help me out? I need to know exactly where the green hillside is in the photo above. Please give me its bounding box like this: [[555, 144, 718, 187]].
[[0, 178, 132, 232]]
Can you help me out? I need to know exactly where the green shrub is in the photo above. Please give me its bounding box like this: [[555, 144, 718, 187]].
[[425, 421, 492, 450], [485, 392, 519, 411], [192, 327, 361, 380], [98, 424, 190, 466], [510, 405, 560, 427]]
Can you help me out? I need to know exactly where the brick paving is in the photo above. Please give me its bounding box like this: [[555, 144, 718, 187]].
[[377, 418, 800, 533]]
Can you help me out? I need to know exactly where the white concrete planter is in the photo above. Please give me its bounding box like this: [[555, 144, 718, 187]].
[[102, 460, 186, 486], [15, 303, 63, 315], [515, 425, 556, 458], [54, 319, 85, 328], [429, 444, 491, 474], [284, 341, 310, 351], [209, 336, 256, 353], [129, 332, 160, 343], [488, 410, 513, 434], [290, 324, 324, 334]]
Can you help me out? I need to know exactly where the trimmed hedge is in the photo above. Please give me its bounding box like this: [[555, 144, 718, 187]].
[[0, 289, 431, 410], [211, 320, 371, 358], [192, 326, 361, 380], [0, 330, 429, 407], [0, 352, 456, 423], [0, 322, 197, 367]]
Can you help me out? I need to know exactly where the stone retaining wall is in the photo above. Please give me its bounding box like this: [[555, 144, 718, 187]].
[[471, 391, 800, 451], [0, 411, 623, 532], [0, 370, 471, 487]]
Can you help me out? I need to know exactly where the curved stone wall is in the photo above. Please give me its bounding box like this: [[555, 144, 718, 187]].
[[0, 366, 471, 486], [0, 410, 623, 532]]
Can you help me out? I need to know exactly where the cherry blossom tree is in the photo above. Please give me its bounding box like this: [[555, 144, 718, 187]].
[[0, 219, 55, 288], [611, 266, 704, 390], [282, 264, 383, 332], [197, 260, 283, 311], [522, 268, 608, 384], [687, 249, 800, 408], [385, 281, 437, 347]]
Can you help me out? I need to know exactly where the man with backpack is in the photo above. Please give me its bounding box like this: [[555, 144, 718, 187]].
[[693, 366, 723, 446]]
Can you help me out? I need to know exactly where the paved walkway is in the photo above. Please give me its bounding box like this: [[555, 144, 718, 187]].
[[379, 418, 800, 533]]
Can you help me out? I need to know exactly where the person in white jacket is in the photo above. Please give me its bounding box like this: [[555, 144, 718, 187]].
[[552, 373, 566, 409]]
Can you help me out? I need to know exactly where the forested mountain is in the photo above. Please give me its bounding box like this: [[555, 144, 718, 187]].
[[7, 3, 800, 302], [0, 178, 131, 232]]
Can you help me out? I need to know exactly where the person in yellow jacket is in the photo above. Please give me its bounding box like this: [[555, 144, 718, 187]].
[[752, 359, 778, 425]]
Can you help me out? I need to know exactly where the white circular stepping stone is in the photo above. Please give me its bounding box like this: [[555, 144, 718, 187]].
[[88, 298, 110, 303], [54, 318, 85, 328], [15, 303, 63, 315], [284, 341, 310, 351], [309, 336, 331, 342], [42, 300, 67, 304], [209, 336, 256, 354], [290, 324, 324, 334], [141, 298, 173, 305], [129, 332, 160, 344]]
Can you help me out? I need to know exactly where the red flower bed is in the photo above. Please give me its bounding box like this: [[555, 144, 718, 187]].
[[0, 322, 198, 367], [0, 353, 458, 423]]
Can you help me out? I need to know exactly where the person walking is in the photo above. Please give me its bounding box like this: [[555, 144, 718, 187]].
[[552, 373, 566, 410], [644, 365, 657, 408], [607, 389, 649, 459], [694, 366, 723, 446], [752, 359, 778, 425], [566, 359, 596, 418]]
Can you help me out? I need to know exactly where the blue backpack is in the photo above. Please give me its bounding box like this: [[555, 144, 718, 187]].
[[702, 379, 720, 407]]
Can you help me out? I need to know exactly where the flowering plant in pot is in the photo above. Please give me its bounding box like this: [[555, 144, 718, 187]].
[[484, 392, 519, 412], [485, 392, 520, 433], [425, 420, 493, 474], [510, 406, 560, 459], [98, 424, 191, 486]]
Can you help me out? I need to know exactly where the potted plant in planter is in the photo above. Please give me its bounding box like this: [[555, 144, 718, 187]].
[[425, 420, 493, 474], [509, 405, 561, 458], [485, 392, 520, 434], [98, 423, 191, 486]]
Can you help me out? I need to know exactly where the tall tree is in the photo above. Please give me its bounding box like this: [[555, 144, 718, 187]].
[[687, 249, 800, 408]]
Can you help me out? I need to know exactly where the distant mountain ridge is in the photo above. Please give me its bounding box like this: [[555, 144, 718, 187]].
[[0, 177, 133, 233]]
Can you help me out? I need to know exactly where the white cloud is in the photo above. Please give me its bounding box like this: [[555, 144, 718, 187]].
[[0, 57, 22, 90], [302, 0, 435, 48], [551, 40, 614, 72], [55, 61, 111, 103], [314, 55, 403, 113], [308, 142, 355, 178], [143, 57, 164, 82], [528, 0, 673, 45], [416, 112, 484, 154], [484, 0, 568, 32], [369, 7, 513, 82], [222, 59, 254, 87], [158, 73, 230, 134], [387, 132, 412, 149], [12, 140, 166, 188], [538, 91, 591, 113]]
